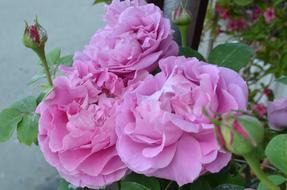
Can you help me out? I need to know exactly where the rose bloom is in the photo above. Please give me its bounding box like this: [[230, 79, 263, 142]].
[[116, 56, 248, 186], [267, 98, 287, 131], [37, 62, 128, 188], [75, 0, 178, 77]]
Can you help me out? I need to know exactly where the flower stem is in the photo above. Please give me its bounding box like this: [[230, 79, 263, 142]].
[[178, 25, 189, 48], [164, 181, 173, 190], [244, 153, 279, 190], [36, 47, 53, 87]]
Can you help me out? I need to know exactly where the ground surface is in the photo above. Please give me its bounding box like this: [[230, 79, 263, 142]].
[[0, 1, 105, 189]]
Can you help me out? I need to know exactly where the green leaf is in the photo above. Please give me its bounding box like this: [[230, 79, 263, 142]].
[[276, 76, 287, 85], [17, 114, 39, 146], [10, 96, 39, 146], [58, 179, 71, 190], [208, 43, 254, 71], [11, 96, 37, 113], [233, 0, 253, 6], [189, 177, 212, 190], [124, 173, 160, 190], [36, 93, 46, 105], [265, 134, 287, 175], [28, 73, 46, 85], [179, 47, 206, 61], [57, 55, 73, 67], [0, 108, 22, 142], [214, 184, 244, 190], [257, 175, 286, 190], [121, 181, 150, 190], [46, 48, 61, 66]]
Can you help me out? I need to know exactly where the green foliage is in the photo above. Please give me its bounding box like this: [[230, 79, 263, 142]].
[[179, 47, 206, 61], [58, 179, 71, 190], [233, 0, 253, 6], [46, 48, 61, 66], [124, 173, 160, 190], [265, 134, 287, 175], [208, 43, 254, 71], [58, 55, 74, 67], [17, 114, 38, 146], [58, 179, 94, 190], [0, 96, 38, 146], [188, 177, 212, 190], [0, 108, 22, 142], [120, 182, 150, 190], [257, 175, 286, 190], [30, 48, 73, 85], [11, 96, 37, 113], [214, 184, 244, 190], [276, 76, 287, 85], [93, 0, 112, 5]]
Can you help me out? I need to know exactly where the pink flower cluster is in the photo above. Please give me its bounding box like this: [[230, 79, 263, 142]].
[[37, 0, 248, 188], [227, 19, 247, 31], [216, 3, 277, 33]]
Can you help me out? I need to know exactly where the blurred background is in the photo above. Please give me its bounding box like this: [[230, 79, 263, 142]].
[[0, 0, 105, 189]]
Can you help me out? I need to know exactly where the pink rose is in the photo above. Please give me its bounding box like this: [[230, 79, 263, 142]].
[[75, 0, 178, 77], [264, 7, 276, 23], [37, 63, 128, 188], [116, 56, 248, 186]]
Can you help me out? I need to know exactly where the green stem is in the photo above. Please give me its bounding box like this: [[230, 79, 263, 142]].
[[179, 25, 189, 48], [36, 47, 53, 87], [244, 154, 279, 190], [164, 181, 173, 190]]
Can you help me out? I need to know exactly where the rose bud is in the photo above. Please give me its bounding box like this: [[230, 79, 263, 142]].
[[263, 88, 274, 101], [252, 104, 267, 119], [267, 98, 287, 131], [214, 114, 264, 156], [23, 18, 47, 52], [172, 6, 192, 26], [171, 6, 192, 47]]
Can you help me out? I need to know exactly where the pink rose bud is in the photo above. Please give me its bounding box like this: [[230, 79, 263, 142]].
[[252, 104, 267, 118], [267, 98, 287, 131], [214, 114, 264, 156], [23, 18, 47, 51], [263, 88, 274, 101], [171, 6, 192, 26]]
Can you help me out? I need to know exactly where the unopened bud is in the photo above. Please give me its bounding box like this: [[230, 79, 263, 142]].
[[172, 6, 192, 26], [23, 18, 47, 52], [214, 114, 264, 156]]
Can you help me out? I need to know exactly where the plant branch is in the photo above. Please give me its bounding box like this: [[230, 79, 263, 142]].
[[244, 153, 279, 190], [36, 47, 53, 87]]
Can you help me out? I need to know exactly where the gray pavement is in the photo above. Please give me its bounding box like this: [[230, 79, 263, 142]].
[[0, 1, 105, 189]]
